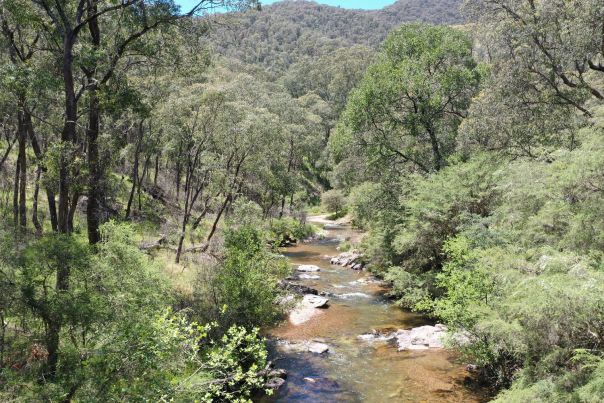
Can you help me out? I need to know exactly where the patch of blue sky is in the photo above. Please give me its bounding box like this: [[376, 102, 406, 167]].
[[174, 0, 397, 14]]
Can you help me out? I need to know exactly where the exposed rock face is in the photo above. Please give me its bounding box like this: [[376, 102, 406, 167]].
[[297, 264, 321, 272], [330, 252, 365, 270]]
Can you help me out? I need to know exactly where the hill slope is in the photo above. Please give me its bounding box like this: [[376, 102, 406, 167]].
[[209, 0, 463, 73]]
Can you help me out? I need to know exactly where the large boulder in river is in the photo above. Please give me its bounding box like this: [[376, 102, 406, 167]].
[[307, 342, 329, 354], [358, 324, 457, 350], [395, 324, 448, 351], [288, 295, 329, 325], [297, 264, 321, 272], [330, 252, 364, 269], [277, 340, 330, 354], [302, 294, 329, 308]]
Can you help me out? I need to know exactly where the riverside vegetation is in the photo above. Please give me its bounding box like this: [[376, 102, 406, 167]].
[[0, 0, 603, 402]]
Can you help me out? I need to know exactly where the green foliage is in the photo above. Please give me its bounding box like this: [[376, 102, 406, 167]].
[[201, 326, 269, 402], [332, 23, 481, 174], [0, 222, 271, 401], [431, 237, 495, 329], [211, 0, 463, 74], [321, 189, 347, 217], [268, 218, 316, 245], [347, 182, 381, 229], [199, 225, 289, 331]]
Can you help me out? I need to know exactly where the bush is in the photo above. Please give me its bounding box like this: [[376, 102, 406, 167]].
[[0, 222, 273, 402], [321, 189, 347, 217], [195, 224, 289, 331], [348, 182, 382, 229], [268, 218, 315, 245]]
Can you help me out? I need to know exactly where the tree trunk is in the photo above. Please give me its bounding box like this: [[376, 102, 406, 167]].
[[86, 3, 102, 245], [175, 159, 182, 202], [0, 137, 15, 173], [154, 153, 159, 186], [13, 153, 20, 227], [26, 116, 58, 232], [175, 188, 190, 264], [58, 32, 77, 235], [137, 155, 150, 212], [67, 193, 79, 233], [18, 112, 27, 229], [86, 89, 101, 244], [125, 121, 143, 220], [206, 194, 230, 244], [32, 167, 42, 234]]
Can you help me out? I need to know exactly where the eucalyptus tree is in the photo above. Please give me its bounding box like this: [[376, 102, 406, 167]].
[[0, 0, 259, 378], [2, 0, 257, 243], [460, 0, 604, 156], [332, 23, 481, 175], [0, 4, 61, 232], [160, 83, 225, 263], [464, 0, 604, 116], [203, 74, 282, 245]]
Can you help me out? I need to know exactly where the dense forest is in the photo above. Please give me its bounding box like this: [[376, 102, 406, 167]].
[[0, 0, 603, 402]]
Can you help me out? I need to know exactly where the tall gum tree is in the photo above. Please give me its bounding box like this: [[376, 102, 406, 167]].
[[331, 23, 481, 175]]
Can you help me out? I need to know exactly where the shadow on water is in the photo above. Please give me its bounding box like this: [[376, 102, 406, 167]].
[[258, 340, 362, 403]]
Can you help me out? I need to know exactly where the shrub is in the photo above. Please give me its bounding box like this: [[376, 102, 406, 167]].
[[347, 182, 381, 229], [196, 225, 289, 331], [321, 189, 347, 217], [268, 218, 315, 245]]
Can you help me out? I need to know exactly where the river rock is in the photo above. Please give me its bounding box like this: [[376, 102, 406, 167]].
[[297, 264, 321, 272], [278, 280, 319, 295], [358, 326, 398, 342], [265, 377, 286, 389], [330, 252, 364, 269], [303, 294, 329, 308], [268, 368, 288, 379], [299, 273, 320, 280], [288, 295, 329, 325], [395, 324, 448, 351], [275, 294, 296, 306], [278, 340, 330, 354], [307, 342, 330, 354]]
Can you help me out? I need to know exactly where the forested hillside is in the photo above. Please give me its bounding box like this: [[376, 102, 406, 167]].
[[209, 0, 463, 73], [1, 0, 604, 402]]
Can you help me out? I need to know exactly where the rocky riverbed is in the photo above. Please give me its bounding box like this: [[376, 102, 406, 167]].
[[262, 219, 485, 403]]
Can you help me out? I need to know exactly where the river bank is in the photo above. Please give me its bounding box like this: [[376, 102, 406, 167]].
[[261, 218, 486, 402]]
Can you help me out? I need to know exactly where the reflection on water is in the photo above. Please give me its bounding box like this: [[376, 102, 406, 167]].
[[261, 223, 486, 403]]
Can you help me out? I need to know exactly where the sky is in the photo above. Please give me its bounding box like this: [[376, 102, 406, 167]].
[[175, 0, 397, 13]]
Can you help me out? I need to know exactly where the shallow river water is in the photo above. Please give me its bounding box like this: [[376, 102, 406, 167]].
[[261, 222, 486, 403]]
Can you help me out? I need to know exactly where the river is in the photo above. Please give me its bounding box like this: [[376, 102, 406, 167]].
[[261, 220, 486, 402]]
